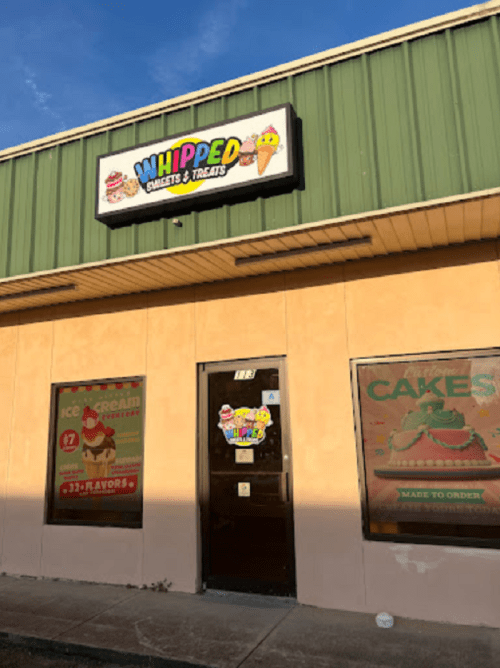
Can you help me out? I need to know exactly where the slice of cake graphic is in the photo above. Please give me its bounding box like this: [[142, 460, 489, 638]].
[[374, 391, 500, 479]]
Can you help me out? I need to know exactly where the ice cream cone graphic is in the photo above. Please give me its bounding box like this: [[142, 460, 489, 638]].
[[257, 145, 275, 175], [84, 461, 102, 479], [256, 125, 280, 176], [83, 456, 115, 479]]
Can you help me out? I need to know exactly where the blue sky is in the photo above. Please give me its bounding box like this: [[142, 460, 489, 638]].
[[0, 0, 474, 152]]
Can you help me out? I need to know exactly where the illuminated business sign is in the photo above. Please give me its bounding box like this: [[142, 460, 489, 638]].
[[95, 103, 297, 227]]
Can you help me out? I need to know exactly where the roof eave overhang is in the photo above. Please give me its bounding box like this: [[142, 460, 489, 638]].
[[0, 187, 499, 314]]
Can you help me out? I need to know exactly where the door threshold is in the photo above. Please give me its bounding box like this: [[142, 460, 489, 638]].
[[204, 575, 296, 598], [202, 587, 297, 608]]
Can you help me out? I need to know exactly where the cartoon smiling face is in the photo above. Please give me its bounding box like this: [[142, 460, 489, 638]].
[[233, 408, 250, 428], [256, 131, 279, 151]]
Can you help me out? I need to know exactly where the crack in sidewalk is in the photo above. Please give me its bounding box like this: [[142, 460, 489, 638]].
[[234, 605, 296, 668], [49, 590, 144, 642]]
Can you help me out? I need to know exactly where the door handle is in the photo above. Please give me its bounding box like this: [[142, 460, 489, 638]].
[[281, 473, 289, 503]]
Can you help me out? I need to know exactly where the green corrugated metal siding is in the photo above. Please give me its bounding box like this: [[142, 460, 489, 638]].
[[1, 16, 500, 278]]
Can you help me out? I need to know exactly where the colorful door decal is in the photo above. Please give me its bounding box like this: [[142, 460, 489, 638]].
[[218, 404, 273, 446]]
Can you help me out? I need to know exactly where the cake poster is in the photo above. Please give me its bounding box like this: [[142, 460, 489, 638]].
[[95, 104, 296, 227], [218, 404, 272, 447], [53, 380, 144, 514], [356, 355, 500, 527]]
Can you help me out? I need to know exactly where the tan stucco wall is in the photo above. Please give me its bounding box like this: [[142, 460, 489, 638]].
[[0, 240, 499, 627]]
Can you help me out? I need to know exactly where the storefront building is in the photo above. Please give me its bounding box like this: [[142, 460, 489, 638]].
[[1, 1, 500, 628]]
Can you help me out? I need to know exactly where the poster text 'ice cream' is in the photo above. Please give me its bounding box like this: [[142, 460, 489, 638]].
[[59, 396, 140, 418]]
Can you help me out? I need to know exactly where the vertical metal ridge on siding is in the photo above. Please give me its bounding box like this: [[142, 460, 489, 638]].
[[52, 145, 63, 271], [78, 139, 87, 265], [456, 19, 500, 192], [82, 132, 108, 265], [10, 154, 33, 276], [490, 16, 500, 87], [28, 152, 38, 273], [3, 160, 15, 278], [0, 15, 499, 280], [402, 41, 425, 202], [287, 76, 302, 227], [361, 53, 381, 211], [323, 65, 341, 219], [445, 28, 471, 193]]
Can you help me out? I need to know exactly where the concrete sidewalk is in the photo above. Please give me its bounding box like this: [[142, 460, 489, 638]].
[[0, 575, 497, 668]]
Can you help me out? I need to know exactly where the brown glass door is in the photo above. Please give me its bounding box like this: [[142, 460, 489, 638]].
[[198, 358, 295, 596]]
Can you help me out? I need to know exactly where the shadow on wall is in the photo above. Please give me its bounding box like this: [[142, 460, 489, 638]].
[[0, 497, 366, 587], [0, 496, 499, 626]]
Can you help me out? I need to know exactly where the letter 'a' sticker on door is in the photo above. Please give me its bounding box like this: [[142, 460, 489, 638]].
[[262, 390, 280, 405], [238, 482, 250, 497]]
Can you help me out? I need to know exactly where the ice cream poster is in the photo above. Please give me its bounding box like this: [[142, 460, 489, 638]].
[[218, 404, 272, 446], [355, 355, 500, 528], [52, 380, 144, 512], [96, 104, 297, 226]]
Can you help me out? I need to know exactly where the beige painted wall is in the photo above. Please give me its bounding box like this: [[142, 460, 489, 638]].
[[0, 240, 499, 627]]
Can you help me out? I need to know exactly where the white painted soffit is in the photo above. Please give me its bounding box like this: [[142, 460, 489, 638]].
[[0, 188, 498, 314], [0, 1, 498, 161]]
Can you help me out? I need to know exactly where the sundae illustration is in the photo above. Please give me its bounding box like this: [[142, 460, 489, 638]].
[[245, 409, 256, 429], [219, 404, 235, 432], [375, 391, 500, 479], [81, 406, 116, 478], [103, 170, 140, 204], [218, 404, 273, 446]]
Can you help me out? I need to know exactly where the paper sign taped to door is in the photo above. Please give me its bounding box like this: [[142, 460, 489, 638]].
[[236, 448, 254, 463], [238, 482, 250, 497], [262, 390, 280, 405]]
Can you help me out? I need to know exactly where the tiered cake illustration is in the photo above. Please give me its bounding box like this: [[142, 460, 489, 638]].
[[374, 391, 500, 479]]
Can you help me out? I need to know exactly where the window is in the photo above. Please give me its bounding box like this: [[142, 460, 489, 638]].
[[46, 377, 145, 528], [351, 350, 500, 548]]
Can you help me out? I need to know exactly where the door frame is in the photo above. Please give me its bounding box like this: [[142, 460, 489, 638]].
[[197, 355, 296, 596]]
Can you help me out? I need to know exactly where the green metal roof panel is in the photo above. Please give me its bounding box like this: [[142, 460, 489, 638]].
[[411, 33, 461, 200], [0, 161, 14, 277], [82, 133, 109, 265], [454, 19, 500, 192], [10, 153, 35, 277], [0, 15, 499, 279], [329, 56, 376, 216]]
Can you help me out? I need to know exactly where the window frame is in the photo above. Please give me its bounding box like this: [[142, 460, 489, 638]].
[[351, 347, 500, 550], [45, 375, 145, 529]]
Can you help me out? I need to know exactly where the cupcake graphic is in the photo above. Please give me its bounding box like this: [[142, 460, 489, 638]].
[[103, 171, 126, 204], [238, 135, 258, 166], [103, 171, 140, 204]]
